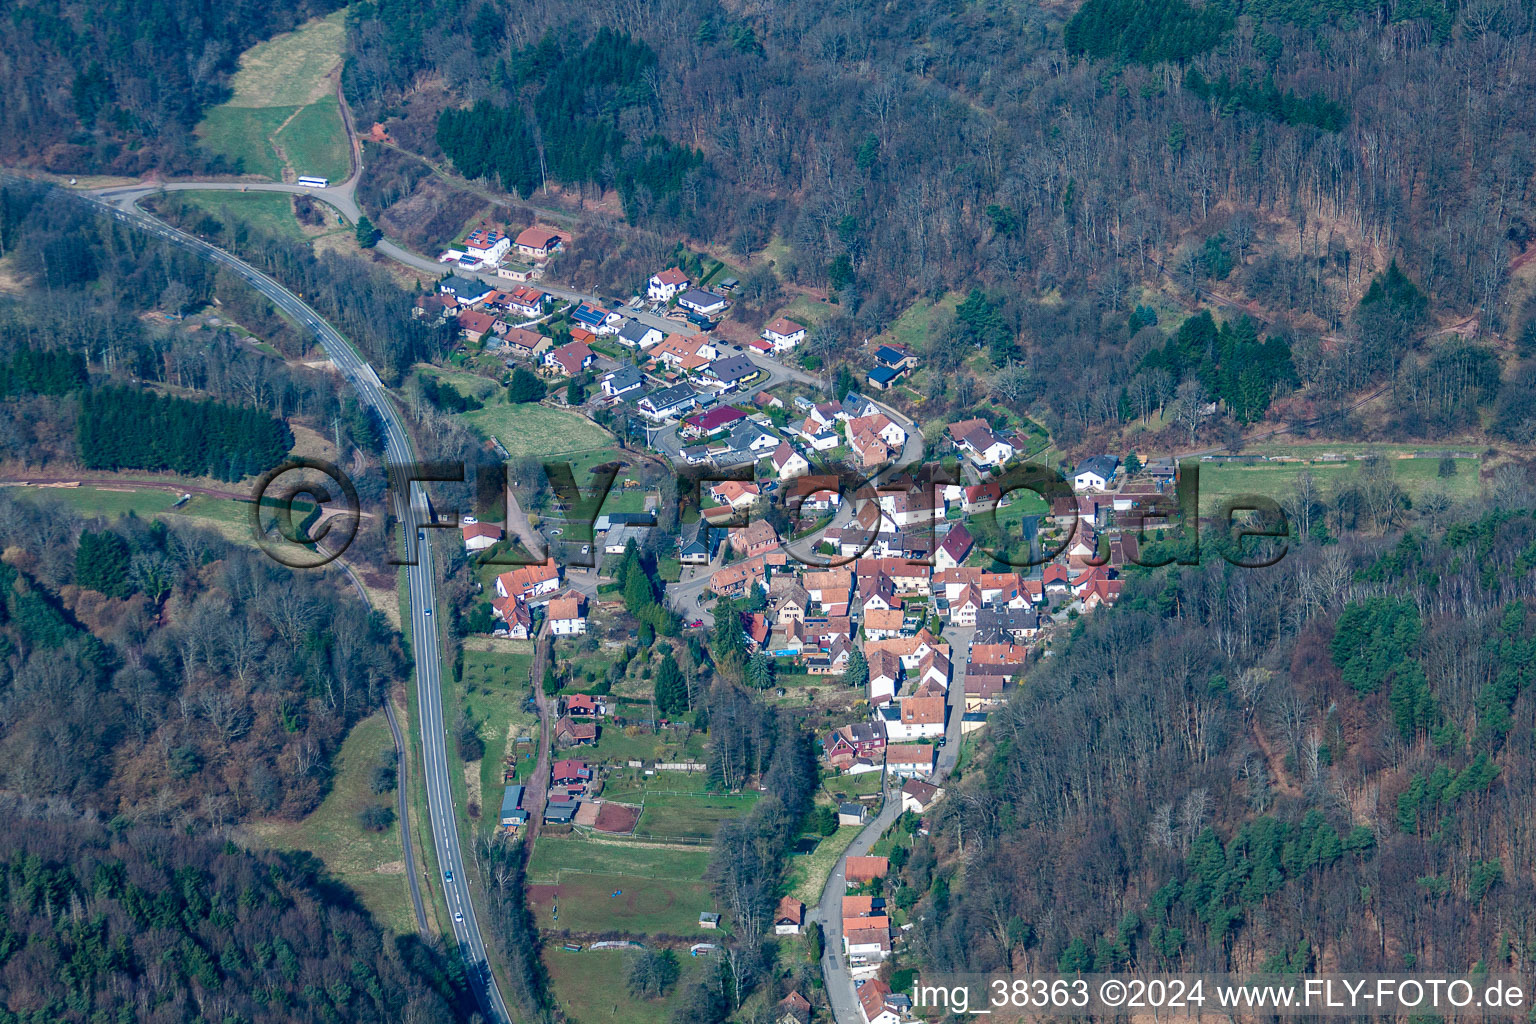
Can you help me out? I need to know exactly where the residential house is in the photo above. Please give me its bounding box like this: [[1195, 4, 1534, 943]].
[[710, 556, 769, 598], [886, 695, 946, 741], [729, 518, 779, 558], [885, 743, 935, 779], [677, 288, 729, 316], [548, 595, 586, 636], [777, 993, 813, 1024], [1042, 563, 1073, 595], [762, 316, 807, 352], [711, 479, 761, 509], [570, 302, 620, 335], [600, 364, 644, 398], [647, 267, 690, 302], [1074, 454, 1120, 492], [771, 582, 810, 624], [962, 482, 1003, 514], [461, 518, 502, 551], [550, 759, 591, 786], [727, 420, 780, 458], [901, 779, 943, 814], [798, 417, 842, 451], [544, 341, 594, 377], [494, 559, 560, 601], [465, 227, 512, 265], [514, 226, 562, 260], [564, 693, 606, 717], [975, 605, 1042, 640], [492, 595, 532, 638], [848, 427, 892, 468], [825, 722, 886, 768], [774, 896, 806, 936], [935, 524, 974, 570], [616, 319, 664, 350], [873, 343, 918, 374], [857, 981, 900, 1024], [867, 648, 903, 704], [499, 785, 527, 829], [879, 486, 941, 529], [414, 294, 455, 323], [439, 274, 492, 305], [505, 285, 546, 317], [863, 607, 905, 640], [683, 405, 747, 438], [554, 715, 597, 746], [503, 327, 552, 360], [679, 521, 726, 564], [770, 442, 810, 479], [704, 354, 758, 391], [804, 570, 853, 612], [840, 391, 878, 420], [456, 309, 498, 342], [949, 583, 983, 626], [651, 333, 719, 371], [636, 383, 697, 421], [847, 413, 908, 451], [964, 673, 1008, 710], [845, 856, 889, 885], [955, 422, 1015, 467]]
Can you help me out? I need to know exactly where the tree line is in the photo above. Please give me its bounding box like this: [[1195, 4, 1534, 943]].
[[77, 386, 293, 481]]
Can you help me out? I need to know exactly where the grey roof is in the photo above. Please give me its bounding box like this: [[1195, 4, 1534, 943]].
[[641, 382, 696, 410], [1076, 454, 1120, 480], [728, 420, 777, 449], [708, 354, 756, 382], [841, 391, 873, 416], [440, 273, 487, 297], [500, 785, 524, 815], [604, 364, 643, 390], [678, 288, 727, 308], [618, 319, 657, 344], [838, 802, 864, 816]]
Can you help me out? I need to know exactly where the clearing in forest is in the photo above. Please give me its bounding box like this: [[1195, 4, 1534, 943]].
[[196, 11, 350, 183]]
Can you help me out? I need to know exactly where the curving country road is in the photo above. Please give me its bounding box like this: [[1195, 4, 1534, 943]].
[[4, 172, 518, 1024]]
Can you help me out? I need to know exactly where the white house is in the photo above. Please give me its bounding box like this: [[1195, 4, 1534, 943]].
[[461, 517, 502, 551], [616, 319, 663, 349], [1074, 455, 1120, 492], [883, 696, 946, 742], [637, 383, 697, 421], [762, 316, 807, 352], [857, 981, 900, 1024], [677, 289, 729, 316], [885, 743, 935, 779], [770, 441, 810, 479], [464, 228, 512, 266], [647, 267, 690, 302], [547, 595, 586, 636], [600, 365, 645, 398]]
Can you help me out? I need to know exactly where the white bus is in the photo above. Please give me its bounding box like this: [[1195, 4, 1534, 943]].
[[297, 176, 329, 188]]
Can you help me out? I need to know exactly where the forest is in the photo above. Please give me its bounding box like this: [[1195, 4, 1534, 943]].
[[0, 803, 466, 1023], [337, 0, 1536, 452], [77, 387, 292, 481], [0, 0, 344, 174], [906, 506, 1536, 979]]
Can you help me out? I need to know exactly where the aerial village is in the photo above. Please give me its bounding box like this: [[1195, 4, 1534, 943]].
[[423, 220, 1183, 1013]]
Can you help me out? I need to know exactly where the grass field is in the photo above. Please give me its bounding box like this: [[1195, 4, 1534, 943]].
[[273, 94, 350, 184], [544, 948, 703, 1024], [168, 191, 309, 240], [529, 871, 718, 935], [195, 10, 348, 181], [0, 486, 317, 540], [785, 824, 863, 906], [247, 713, 416, 935], [528, 836, 712, 884], [581, 728, 708, 769], [1198, 455, 1481, 505], [874, 292, 959, 353], [634, 790, 760, 840], [196, 106, 294, 178], [460, 647, 536, 835], [463, 402, 616, 459]]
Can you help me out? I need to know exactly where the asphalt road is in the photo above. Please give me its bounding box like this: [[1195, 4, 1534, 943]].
[[21, 178, 518, 1024], [813, 625, 972, 1024]]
